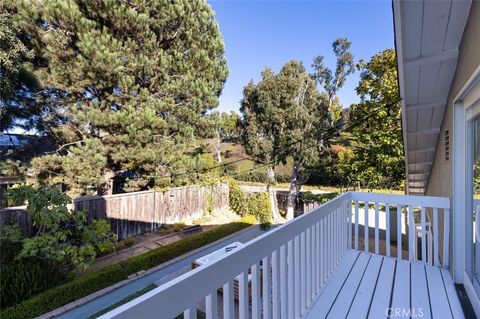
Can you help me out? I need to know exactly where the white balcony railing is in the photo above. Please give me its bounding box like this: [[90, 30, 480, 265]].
[[100, 192, 450, 319]]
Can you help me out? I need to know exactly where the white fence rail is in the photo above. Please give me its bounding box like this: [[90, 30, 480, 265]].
[[100, 192, 450, 319]]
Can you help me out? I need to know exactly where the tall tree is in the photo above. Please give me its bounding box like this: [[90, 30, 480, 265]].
[[312, 38, 355, 125], [241, 61, 329, 220], [282, 62, 329, 219], [240, 68, 284, 219], [9, 0, 228, 196], [341, 49, 404, 188]]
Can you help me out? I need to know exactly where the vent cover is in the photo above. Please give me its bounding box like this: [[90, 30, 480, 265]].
[[445, 130, 450, 161]]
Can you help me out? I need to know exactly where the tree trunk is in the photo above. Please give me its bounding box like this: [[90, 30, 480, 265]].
[[266, 166, 280, 220], [211, 130, 222, 163], [286, 167, 302, 220], [97, 170, 115, 195], [216, 131, 222, 163]]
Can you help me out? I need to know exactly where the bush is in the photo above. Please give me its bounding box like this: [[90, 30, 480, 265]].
[[5, 185, 116, 272], [228, 180, 246, 216], [0, 256, 67, 309], [0, 216, 257, 319], [300, 191, 339, 204], [246, 192, 272, 225], [235, 171, 290, 184]]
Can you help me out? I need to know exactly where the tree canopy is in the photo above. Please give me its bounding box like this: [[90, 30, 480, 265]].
[[339, 49, 404, 188], [7, 0, 228, 196], [241, 60, 329, 219], [312, 38, 355, 125], [0, 11, 43, 132]]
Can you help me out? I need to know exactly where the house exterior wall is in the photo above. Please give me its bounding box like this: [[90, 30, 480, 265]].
[[423, 1, 480, 274], [425, 0, 480, 199]]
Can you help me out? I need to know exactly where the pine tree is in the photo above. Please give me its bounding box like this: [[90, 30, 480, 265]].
[[0, 11, 43, 132], [9, 0, 228, 196]]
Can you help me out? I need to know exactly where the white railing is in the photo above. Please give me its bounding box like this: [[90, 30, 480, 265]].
[[100, 193, 351, 319], [349, 192, 450, 267], [100, 192, 450, 319]]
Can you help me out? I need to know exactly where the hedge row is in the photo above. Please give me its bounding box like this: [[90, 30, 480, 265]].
[[0, 216, 257, 319], [235, 171, 291, 184], [300, 191, 339, 204]]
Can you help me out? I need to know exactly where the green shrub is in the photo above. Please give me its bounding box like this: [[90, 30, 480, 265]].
[[235, 171, 290, 184], [300, 191, 339, 204], [0, 257, 67, 309], [228, 180, 246, 216], [99, 236, 136, 256], [246, 192, 272, 225], [0, 217, 257, 319], [5, 185, 116, 272]]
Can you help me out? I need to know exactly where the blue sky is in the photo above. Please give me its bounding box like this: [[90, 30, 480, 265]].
[[209, 0, 395, 112]]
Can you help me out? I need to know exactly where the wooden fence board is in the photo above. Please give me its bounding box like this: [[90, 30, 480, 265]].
[[0, 184, 229, 240]]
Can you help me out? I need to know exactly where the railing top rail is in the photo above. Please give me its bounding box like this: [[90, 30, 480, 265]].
[[99, 192, 351, 319], [349, 192, 450, 209]]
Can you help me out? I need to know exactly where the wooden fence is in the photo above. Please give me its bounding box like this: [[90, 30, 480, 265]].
[[0, 184, 230, 240]]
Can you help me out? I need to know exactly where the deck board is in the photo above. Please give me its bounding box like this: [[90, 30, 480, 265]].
[[426, 266, 453, 319], [305, 250, 359, 318], [346, 254, 383, 319], [367, 256, 396, 319], [390, 259, 411, 315], [306, 250, 464, 319], [440, 268, 465, 319], [411, 261, 432, 319], [327, 253, 370, 318]]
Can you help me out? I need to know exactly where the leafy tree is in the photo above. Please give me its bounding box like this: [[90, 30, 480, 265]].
[[240, 68, 287, 219], [204, 111, 242, 163], [0, 11, 44, 133], [222, 111, 241, 139], [8, 0, 228, 196], [4, 184, 116, 272], [312, 38, 355, 125], [341, 49, 404, 188], [241, 61, 329, 219]]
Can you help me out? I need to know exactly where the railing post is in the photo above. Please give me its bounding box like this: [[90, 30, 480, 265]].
[[421, 207, 426, 263], [262, 256, 271, 319], [223, 281, 234, 319], [347, 200, 352, 250], [397, 204, 402, 259], [354, 200, 359, 250], [443, 208, 450, 268], [251, 263, 261, 319], [374, 202, 380, 254], [364, 201, 369, 253], [206, 291, 217, 319], [408, 206, 414, 262], [433, 208, 439, 267], [386, 204, 391, 258]]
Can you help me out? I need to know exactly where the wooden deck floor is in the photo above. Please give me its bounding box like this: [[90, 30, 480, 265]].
[[306, 250, 465, 319]]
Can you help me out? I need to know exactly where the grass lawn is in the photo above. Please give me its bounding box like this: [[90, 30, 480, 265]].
[[236, 181, 404, 194]]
